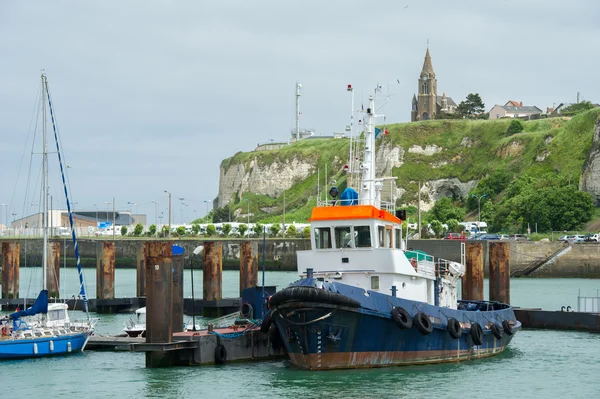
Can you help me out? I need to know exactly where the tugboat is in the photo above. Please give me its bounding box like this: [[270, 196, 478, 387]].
[[264, 90, 520, 370]]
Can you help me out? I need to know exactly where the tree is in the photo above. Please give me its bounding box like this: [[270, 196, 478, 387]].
[[506, 119, 524, 136], [287, 225, 297, 237], [212, 207, 230, 223], [222, 223, 232, 237], [446, 218, 459, 233], [302, 226, 311, 238], [133, 223, 143, 236], [270, 224, 281, 237], [160, 225, 169, 237], [206, 224, 216, 237], [191, 223, 200, 236], [430, 220, 444, 238], [176, 226, 186, 236], [148, 224, 157, 236], [455, 93, 486, 118], [253, 223, 264, 237], [430, 197, 466, 223], [435, 111, 462, 120], [238, 223, 248, 237], [121, 225, 128, 236]]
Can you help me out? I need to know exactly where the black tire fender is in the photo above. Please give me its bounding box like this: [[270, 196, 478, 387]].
[[491, 323, 504, 340], [447, 318, 462, 339], [214, 343, 227, 364], [470, 322, 484, 346], [502, 319, 514, 336], [391, 307, 412, 330], [268, 286, 361, 309], [413, 312, 433, 335], [260, 311, 273, 333], [240, 303, 253, 319]]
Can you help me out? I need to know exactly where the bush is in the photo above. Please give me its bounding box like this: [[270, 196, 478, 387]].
[[222, 223, 232, 237], [148, 224, 157, 236], [121, 226, 128, 236], [206, 224, 216, 237], [287, 225, 297, 237], [176, 226, 186, 236], [253, 223, 264, 237], [133, 223, 143, 236], [302, 226, 310, 238], [238, 224, 248, 237], [270, 224, 281, 237], [506, 119, 524, 136]]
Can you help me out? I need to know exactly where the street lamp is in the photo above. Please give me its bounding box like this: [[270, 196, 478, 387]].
[[178, 197, 185, 224], [104, 201, 111, 224], [152, 201, 159, 226], [1, 203, 8, 228], [204, 200, 211, 222], [472, 194, 487, 232], [93, 204, 99, 228], [164, 191, 172, 235], [190, 245, 204, 331]]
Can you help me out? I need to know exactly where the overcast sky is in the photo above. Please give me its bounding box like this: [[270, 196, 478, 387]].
[[1, 0, 598, 225]]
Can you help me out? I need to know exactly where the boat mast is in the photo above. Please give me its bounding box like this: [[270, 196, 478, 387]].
[[295, 82, 301, 142], [359, 94, 376, 206], [41, 72, 48, 291]]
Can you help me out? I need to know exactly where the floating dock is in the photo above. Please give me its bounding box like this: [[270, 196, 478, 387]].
[[514, 308, 600, 333], [86, 325, 286, 366]]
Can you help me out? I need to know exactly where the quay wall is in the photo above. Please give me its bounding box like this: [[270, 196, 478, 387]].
[[1, 238, 599, 277]]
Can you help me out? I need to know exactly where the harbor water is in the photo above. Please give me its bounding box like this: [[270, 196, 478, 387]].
[[2, 269, 600, 398]]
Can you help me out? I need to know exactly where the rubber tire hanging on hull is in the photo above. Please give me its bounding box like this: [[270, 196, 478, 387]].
[[260, 311, 273, 333], [215, 344, 227, 364], [391, 307, 412, 329], [447, 318, 462, 339], [268, 286, 361, 308], [491, 323, 504, 339], [240, 303, 253, 319], [413, 312, 433, 335], [502, 320, 514, 336], [470, 323, 484, 346]]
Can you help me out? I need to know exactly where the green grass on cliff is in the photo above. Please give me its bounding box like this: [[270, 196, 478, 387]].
[[223, 109, 600, 223]]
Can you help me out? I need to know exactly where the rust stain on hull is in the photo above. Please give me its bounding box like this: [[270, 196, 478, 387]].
[[288, 346, 507, 370]]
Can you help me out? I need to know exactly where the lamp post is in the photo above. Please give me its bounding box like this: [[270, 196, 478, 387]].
[[178, 197, 185, 224], [152, 201, 159, 226], [190, 245, 204, 331], [204, 200, 211, 222], [164, 191, 172, 235], [472, 194, 487, 232], [104, 201, 111, 224], [93, 204, 99, 229], [1, 203, 7, 228]]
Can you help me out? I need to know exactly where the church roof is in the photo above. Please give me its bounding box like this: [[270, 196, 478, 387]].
[[436, 95, 457, 107], [421, 48, 435, 75]]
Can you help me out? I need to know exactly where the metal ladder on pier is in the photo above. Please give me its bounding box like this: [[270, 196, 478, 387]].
[[511, 242, 570, 277]]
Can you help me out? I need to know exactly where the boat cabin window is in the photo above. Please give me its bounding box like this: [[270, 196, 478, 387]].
[[334, 226, 352, 248], [314, 227, 332, 249], [49, 310, 66, 321], [377, 226, 385, 248], [386, 227, 392, 248], [371, 276, 380, 290], [353, 226, 371, 248], [395, 228, 402, 249]]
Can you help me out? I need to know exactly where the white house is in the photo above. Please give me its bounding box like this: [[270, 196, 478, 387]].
[[489, 101, 542, 120]]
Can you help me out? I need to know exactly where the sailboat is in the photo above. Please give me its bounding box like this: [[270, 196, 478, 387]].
[[264, 88, 521, 370], [0, 72, 96, 359]]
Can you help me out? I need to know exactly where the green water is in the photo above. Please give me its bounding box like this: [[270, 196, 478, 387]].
[[2, 270, 600, 398]]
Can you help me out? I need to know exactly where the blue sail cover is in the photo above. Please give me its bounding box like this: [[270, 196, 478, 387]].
[[9, 290, 48, 320], [339, 188, 359, 206]]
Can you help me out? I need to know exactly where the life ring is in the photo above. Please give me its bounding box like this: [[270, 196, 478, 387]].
[[502, 320, 514, 336], [214, 344, 227, 364], [491, 323, 504, 340], [391, 307, 412, 330], [1, 326, 8, 336], [240, 303, 253, 319], [410, 258, 418, 271], [413, 312, 433, 335], [447, 318, 462, 339], [470, 323, 484, 346], [260, 311, 273, 333]]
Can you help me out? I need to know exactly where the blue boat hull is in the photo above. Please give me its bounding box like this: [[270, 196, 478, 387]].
[[0, 332, 91, 360], [270, 280, 521, 370]]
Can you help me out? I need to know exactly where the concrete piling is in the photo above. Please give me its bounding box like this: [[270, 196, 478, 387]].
[[1, 242, 20, 299], [172, 252, 184, 333], [462, 242, 484, 300], [96, 241, 115, 300], [145, 241, 174, 368], [239, 241, 258, 296], [489, 241, 510, 304], [47, 241, 61, 298], [203, 242, 223, 301], [136, 241, 146, 297]]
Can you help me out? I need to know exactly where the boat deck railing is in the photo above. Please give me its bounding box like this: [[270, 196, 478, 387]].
[[316, 198, 395, 213]]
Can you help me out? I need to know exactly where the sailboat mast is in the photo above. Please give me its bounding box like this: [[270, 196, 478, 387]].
[[359, 94, 376, 206], [41, 72, 48, 291]]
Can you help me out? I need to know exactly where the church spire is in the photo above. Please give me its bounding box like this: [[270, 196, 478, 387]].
[[421, 48, 435, 77]]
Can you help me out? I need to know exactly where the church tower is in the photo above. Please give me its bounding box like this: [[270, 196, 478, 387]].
[[412, 48, 438, 121]]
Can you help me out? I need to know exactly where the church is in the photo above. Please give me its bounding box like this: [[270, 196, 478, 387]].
[[411, 48, 456, 121]]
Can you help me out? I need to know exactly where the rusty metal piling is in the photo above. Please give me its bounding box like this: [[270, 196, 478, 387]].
[[96, 241, 115, 300], [136, 241, 146, 297], [47, 241, 61, 298], [489, 241, 510, 304], [1, 242, 20, 299], [462, 242, 484, 300], [203, 241, 223, 301], [145, 241, 174, 368], [239, 241, 258, 296]]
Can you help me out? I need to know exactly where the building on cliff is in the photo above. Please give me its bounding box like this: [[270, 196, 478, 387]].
[[411, 48, 456, 122], [488, 101, 543, 120]]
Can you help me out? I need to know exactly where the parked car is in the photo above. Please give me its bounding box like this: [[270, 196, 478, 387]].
[[498, 234, 510, 240], [558, 235, 573, 242], [477, 234, 501, 240], [568, 235, 585, 243], [584, 233, 600, 242], [508, 234, 530, 241], [467, 232, 484, 240], [443, 233, 463, 240]]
